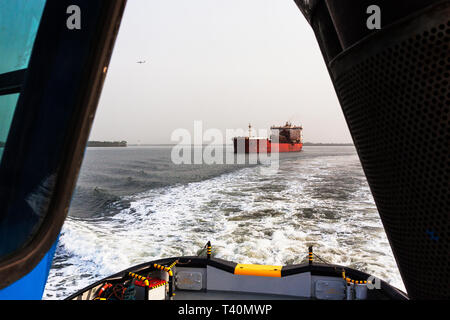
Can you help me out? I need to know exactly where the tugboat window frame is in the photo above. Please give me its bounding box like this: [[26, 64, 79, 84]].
[[0, 0, 127, 290], [0, 0, 48, 256]]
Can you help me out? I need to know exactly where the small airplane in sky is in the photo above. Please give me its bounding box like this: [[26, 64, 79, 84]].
[[136, 60, 146, 64]]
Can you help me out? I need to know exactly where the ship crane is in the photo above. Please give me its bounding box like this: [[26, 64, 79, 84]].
[[233, 122, 303, 153]]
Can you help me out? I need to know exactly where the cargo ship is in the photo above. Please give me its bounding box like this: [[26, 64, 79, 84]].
[[233, 122, 303, 153]]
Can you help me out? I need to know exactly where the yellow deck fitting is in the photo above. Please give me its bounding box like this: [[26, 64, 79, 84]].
[[167, 260, 178, 271], [308, 246, 313, 265], [341, 269, 367, 285], [234, 264, 282, 277], [129, 272, 146, 281], [153, 262, 176, 276], [148, 281, 167, 290]]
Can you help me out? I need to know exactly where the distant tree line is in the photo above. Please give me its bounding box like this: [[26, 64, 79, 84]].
[[303, 142, 354, 146], [0, 140, 352, 148], [2, 141, 129, 147], [87, 141, 127, 147], [127, 142, 354, 147]]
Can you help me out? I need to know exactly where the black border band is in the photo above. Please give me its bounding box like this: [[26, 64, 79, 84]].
[[0, 69, 26, 96]]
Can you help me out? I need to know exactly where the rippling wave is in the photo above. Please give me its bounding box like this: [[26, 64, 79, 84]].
[[43, 146, 404, 299]]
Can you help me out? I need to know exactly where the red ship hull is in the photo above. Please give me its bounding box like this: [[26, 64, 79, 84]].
[[233, 138, 303, 153], [271, 142, 303, 153]]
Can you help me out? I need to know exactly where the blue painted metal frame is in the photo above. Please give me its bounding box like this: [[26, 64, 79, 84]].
[[0, 0, 127, 297], [0, 239, 58, 300]]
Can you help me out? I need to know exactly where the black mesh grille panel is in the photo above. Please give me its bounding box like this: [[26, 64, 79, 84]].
[[329, 6, 449, 299]]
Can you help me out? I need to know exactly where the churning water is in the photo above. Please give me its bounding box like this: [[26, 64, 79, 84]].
[[43, 146, 404, 299]]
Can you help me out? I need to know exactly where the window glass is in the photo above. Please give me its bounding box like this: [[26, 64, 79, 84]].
[[0, 0, 47, 258], [0, 94, 19, 162], [0, 0, 46, 162], [0, 0, 46, 74]]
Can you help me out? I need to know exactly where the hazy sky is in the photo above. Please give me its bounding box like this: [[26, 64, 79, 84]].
[[90, 0, 353, 144]]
